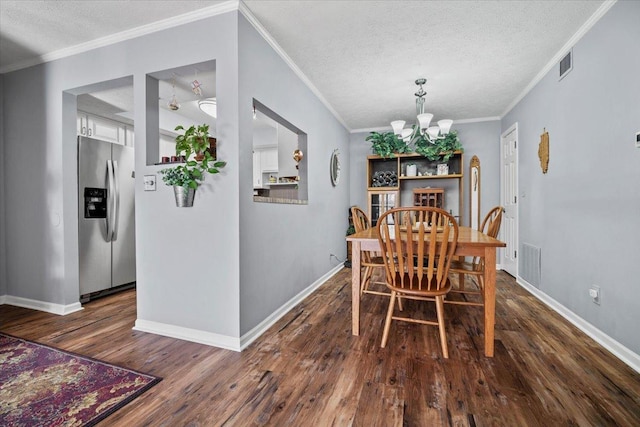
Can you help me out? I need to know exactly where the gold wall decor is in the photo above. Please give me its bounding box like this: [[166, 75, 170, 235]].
[[470, 155, 481, 229], [538, 128, 549, 174]]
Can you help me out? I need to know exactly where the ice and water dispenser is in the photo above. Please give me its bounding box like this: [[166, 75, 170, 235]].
[[84, 187, 107, 219]]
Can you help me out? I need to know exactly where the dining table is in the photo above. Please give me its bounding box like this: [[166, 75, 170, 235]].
[[346, 226, 506, 357]]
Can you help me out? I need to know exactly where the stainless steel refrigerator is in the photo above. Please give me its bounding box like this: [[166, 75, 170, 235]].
[[78, 136, 136, 300]]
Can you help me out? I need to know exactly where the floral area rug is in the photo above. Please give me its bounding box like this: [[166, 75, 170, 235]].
[[0, 332, 161, 426]]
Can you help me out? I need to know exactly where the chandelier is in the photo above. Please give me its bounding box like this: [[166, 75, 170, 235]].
[[390, 78, 452, 142]]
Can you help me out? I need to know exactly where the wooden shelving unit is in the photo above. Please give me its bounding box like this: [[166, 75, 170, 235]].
[[366, 151, 464, 224]]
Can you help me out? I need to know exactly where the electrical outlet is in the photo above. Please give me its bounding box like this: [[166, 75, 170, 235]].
[[636, 131, 640, 148], [589, 286, 601, 305]]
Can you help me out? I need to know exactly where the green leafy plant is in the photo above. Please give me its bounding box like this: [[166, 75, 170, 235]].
[[346, 225, 356, 236], [414, 130, 463, 162], [365, 131, 411, 158], [174, 124, 211, 160], [160, 124, 226, 189]]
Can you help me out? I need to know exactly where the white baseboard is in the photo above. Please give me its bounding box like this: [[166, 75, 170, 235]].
[[133, 265, 344, 352], [239, 264, 344, 350], [1, 295, 83, 316], [133, 319, 241, 351], [516, 277, 640, 374]]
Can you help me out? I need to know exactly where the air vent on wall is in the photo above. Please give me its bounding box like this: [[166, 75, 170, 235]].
[[559, 50, 573, 80]]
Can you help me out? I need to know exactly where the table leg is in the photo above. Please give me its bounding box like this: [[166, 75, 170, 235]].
[[351, 241, 361, 336], [483, 247, 496, 357]]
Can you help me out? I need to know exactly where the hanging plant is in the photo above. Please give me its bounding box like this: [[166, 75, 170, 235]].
[[365, 131, 411, 158], [414, 130, 463, 162], [160, 124, 226, 190]]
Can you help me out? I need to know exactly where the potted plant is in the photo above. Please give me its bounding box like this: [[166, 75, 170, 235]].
[[365, 131, 411, 158], [414, 130, 463, 162], [174, 124, 212, 161], [160, 124, 226, 207]]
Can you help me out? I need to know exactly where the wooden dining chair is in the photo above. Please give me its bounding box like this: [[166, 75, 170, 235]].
[[377, 207, 459, 358], [351, 206, 388, 296], [447, 206, 503, 307]]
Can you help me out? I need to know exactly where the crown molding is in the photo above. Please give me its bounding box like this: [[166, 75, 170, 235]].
[[238, 1, 350, 131], [350, 126, 391, 135], [0, 1, 240, 74], [453, 116, 501, 125], [500, 0, 617, 118]]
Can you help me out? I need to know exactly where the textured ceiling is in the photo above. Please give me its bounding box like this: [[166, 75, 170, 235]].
[[0, 0, 608, 131]]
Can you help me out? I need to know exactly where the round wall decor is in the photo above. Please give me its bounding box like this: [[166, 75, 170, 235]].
[[330, 149, 341, 186]]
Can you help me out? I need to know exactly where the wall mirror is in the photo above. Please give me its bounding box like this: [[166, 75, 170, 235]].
[[252, 100, 308, 204], [330, 149, 341, 186]]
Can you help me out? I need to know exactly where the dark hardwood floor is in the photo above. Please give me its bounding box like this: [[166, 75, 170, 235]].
[[1, 269, 639, 426]]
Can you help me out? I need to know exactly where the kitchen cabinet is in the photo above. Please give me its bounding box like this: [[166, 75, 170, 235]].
[[125, 127, 135, 147], [77, 112, 132, 146], [253, 147, 279, 188], [253, 151, 263, 188], [260, 147, 278, 172]]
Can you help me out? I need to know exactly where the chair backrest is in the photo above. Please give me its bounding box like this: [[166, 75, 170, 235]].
[[468, 206, 504, 270], [351, 206, 371, 234], [480, 206, 504, 238], [377, 207, 458, 293]]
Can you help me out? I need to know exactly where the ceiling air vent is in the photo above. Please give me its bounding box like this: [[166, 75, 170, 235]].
[[559, 50, 573, 80]]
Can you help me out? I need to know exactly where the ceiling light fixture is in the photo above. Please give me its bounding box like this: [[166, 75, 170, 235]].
[[198, 98, 217, 118], [391, 78, 452, 142], [168, 77, 180, 111]]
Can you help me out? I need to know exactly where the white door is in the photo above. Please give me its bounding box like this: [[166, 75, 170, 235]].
[[500, 124, 518, 276]]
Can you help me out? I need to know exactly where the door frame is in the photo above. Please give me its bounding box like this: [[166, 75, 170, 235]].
[[500, 122, 519, 276]]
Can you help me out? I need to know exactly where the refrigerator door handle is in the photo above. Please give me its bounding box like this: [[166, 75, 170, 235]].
[[106, 159, 115, 242], [111, 160, 120, 241]]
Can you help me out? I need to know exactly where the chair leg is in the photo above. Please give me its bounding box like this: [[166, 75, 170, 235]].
[[458, 273, 466, 290], [435, 295, 449, 358], [381, 290, 396, 348], [397, 295, 403, 311], [361, 266, 372, 294]]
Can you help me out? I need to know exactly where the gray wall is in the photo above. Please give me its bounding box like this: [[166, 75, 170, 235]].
[[502, 0, 640, 353], [349, 120, 501, 226], [132, 15, 241, 337], [0, 9, 349, 341], [0, 73, 5, 295], [238, 14, 350, 335], [1, 12, 241, 337]]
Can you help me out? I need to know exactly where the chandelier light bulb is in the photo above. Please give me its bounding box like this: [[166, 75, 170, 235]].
[[391, 120, 405, 136], [438, 119, 453, 135]]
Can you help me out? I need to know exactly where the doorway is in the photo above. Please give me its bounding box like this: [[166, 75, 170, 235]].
[[73, 77, 137, 302], [500, 123, 518, 277]]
